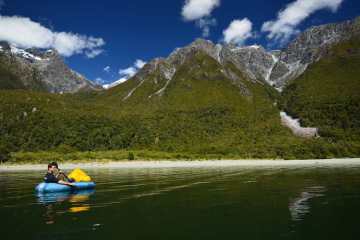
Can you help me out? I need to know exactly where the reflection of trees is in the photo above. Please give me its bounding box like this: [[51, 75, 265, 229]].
[[38, 190, 95, 224], [288, 186, 326, 221]]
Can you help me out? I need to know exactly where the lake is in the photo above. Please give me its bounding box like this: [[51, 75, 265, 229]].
[[1, 165, 360, 240]]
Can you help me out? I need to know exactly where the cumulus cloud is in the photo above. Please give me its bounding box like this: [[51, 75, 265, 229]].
[[116, 59, 147, 84], [262, 0, 344, 44], [182, 0, 220, 21], [182, 0, 220, 37], [223, 18, 253, 45], [0, 15, 105, 57]]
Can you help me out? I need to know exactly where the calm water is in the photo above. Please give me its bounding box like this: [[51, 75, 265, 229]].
[[1, 165, 360, 240]]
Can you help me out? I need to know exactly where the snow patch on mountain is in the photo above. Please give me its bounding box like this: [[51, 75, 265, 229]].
[[10, 46, 43, 61], [103, 80, 124, 89]]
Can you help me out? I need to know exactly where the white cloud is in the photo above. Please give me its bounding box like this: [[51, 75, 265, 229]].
[[134, 59, 146, 69], [262, 0, 344, 43], [0, 15, 105, 57], [103, 59, 146, 89], [103, 66, 111, 73], [223, 18, 253, 45], [85, 49, 104, 59], [182, 0, 220, 21], [119, 67, 137, 77], [95, 77, 105, 85], [182, 0, 220, 37], [115, 59, 147, 85], [197, 18, 217, 37]]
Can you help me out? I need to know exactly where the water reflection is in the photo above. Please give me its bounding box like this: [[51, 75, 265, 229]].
[[37, 189, 95, 204], [37, 190, 95, 224], [289, 186, 326, 221]]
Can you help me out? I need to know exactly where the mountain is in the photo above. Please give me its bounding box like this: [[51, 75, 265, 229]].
[[104, 17, 360, 94], [102, 39, 278, 102], [270, 16, 360, 90], [1, 17, 360, 161], [101, 17, 360, 100], [281, 36, 360, 143], [0, 41, 101, 93], [95, 16, 360, 157]]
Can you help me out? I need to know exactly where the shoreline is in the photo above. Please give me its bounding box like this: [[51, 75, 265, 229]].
[[1, 158, 360, 171]]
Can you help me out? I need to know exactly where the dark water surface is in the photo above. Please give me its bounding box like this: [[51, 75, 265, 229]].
[[1, 166, 360, 240]]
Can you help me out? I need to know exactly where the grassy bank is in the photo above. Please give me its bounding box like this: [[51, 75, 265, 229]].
[[5, 144, 360, 164], [6, 150, 243, 164]]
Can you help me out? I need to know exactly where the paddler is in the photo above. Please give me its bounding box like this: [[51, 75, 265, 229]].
[[44, 162, 75, 187]]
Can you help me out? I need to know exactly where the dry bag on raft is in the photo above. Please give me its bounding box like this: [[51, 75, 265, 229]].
[[68, 168, 91, 182]]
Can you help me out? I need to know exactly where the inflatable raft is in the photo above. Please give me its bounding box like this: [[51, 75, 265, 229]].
[[35, 182, 96, 193]]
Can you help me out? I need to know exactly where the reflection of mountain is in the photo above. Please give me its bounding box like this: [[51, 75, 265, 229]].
[[289, 186, 326, 221]]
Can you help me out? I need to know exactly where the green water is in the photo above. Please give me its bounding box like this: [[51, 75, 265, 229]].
[[1, 166, 360, 240]]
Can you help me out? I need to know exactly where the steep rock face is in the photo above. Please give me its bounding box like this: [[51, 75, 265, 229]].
[[0, 42, 47, 91], [0, 42, 101, 93], [220, 44, 277, 85], [270, 17, 360, 89]]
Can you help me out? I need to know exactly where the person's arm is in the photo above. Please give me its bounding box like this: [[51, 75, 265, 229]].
[[58, 180, 75, 187], [58, 170, 73, 182]]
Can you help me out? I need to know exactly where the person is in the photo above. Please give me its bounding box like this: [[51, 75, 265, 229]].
[[44, 162, 75, 187]]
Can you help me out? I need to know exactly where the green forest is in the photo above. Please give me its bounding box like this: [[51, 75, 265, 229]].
[[1, 40, 360, 163]]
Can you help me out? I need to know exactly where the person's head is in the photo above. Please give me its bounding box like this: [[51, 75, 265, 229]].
[[47, 162, 58, 172]]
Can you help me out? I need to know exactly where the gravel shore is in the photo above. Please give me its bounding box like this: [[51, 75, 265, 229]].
[[1, 158, 360, 171]]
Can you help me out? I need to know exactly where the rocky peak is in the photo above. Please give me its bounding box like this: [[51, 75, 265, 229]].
[[24, 48, 44, 58], [135, 58, 166, 79], [0, 42, 101, 93], [188, 38, 222, 61], [167, 38, 221, 66], [268, 17, 360, 90], [133, 39, 221, 89], [220, 43, 278, 84], [279, 18, 360, 65]]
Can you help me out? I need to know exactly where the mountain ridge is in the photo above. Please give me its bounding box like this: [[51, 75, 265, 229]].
[[106, 16, 360, 95], [0, 41, 101, 93]]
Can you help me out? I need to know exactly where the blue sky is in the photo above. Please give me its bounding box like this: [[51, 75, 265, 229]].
[[0, 0, 359, 85]]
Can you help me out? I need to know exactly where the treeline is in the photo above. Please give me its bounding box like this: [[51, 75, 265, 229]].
[[1, 90, 360, 163]]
